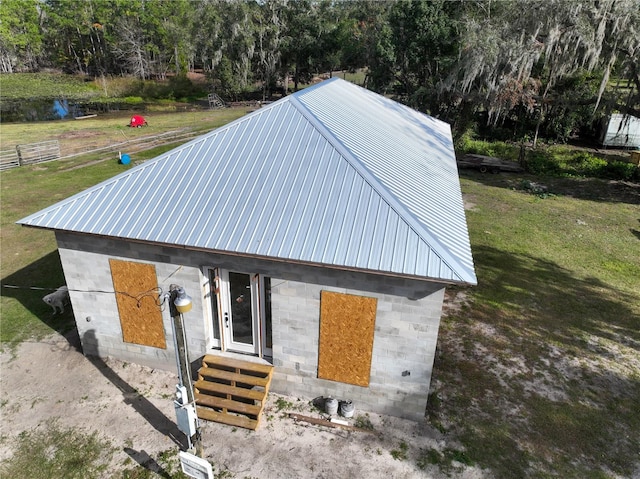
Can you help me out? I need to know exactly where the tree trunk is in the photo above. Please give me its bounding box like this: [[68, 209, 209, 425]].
[[533, 117, 541, 149], [0, 53, 13, 73], [294, 61, 300, 92], [137, 47, 145, 80]]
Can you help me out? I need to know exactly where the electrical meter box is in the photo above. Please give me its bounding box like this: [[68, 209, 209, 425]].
[[175, 385, 189, 405], [174, 384, 197, 437], [175, 402, 198, 437]]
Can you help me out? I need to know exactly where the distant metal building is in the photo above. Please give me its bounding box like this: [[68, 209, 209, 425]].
[[18, 78, 476, 423], [600, 113, 640, 148]]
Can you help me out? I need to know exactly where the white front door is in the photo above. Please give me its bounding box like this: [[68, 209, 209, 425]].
[[207, 268, 272, 357], [219, 270, 260, 355]]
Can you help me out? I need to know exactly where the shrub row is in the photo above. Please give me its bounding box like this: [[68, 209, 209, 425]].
[[456, 136, 639, 182], [525, 150, 639, 181]]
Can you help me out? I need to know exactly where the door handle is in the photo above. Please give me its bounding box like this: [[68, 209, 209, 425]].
[[224, 312, 229, 328]]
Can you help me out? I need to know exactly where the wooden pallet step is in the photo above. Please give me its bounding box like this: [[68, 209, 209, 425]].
[[196, 406, 259, 430], [202, 354, 273, 376], [195, 393, 262, 416], [198, 367, 270, 387], [195, 354, 273, 430], [194, 380, 266, 401]]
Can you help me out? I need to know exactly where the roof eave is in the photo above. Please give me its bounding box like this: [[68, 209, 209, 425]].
[[43, 228, 472, 286]]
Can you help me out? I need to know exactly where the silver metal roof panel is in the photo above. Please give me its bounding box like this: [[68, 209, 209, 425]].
[[18, 78, 476, 284]]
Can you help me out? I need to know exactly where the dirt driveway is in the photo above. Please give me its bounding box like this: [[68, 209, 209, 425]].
[[0, 330, 485, 478]]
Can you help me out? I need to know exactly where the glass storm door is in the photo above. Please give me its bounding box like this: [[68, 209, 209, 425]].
[[208, 268, 272, 357], [219, 270, 260, 354]]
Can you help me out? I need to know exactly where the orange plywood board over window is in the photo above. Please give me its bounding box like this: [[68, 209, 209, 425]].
[[318, 291, 377, 387], [109, 259, 166, 349]]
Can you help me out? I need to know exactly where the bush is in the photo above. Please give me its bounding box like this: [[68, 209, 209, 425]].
[[566, 152, 608, 177], [167, 73, 205, 101], [121, 96, 144, 106], [513, 145, 639, 181], [454, 129, 476, 152], [559, 152, 638, 180], [92, 76, 143, 98], [524, 150, 562, 175], [140, 81, 165, 99], [602, 161, 639, 181], [456, 136, 519, 161]]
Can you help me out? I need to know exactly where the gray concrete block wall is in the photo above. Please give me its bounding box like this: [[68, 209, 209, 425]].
[[270, 277, 445, 421], [56, 233, 208, 371], [56, 231, 447, 421]]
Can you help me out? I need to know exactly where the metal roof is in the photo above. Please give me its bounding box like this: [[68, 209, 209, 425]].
[[18, 78, 476, 285]]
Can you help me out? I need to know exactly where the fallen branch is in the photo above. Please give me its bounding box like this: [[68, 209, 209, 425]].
[[288, 413, 378, 434]]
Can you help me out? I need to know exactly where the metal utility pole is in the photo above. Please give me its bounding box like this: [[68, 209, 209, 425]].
[[169, 284, 203, 457]]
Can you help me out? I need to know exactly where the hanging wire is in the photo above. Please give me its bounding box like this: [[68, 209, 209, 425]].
[[2, 284, 168, 310], [160, 265, 184, 284]]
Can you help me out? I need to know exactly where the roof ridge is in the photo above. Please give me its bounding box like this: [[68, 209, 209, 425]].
[[289, 90, 473, 284]]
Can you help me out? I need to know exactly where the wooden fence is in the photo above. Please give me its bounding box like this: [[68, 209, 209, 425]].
[[0, 140, 61, 170], [59, 128, 198, 160], [0, 130, 199, 171], [0, 149, 20, 170]]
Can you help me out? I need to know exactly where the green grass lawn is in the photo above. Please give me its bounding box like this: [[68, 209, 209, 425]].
[[0, 145, 185, 344], [0, 107, 248, 154], [0, 73, 103, 101], [429, 172, 640, 478], [1, 114, 639, 477]]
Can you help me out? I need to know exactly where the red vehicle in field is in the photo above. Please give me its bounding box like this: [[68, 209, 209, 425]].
[[129, 115, 148, 128]]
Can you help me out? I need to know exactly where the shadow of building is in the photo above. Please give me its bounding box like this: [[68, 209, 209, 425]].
[[82, 329, 185, 449]]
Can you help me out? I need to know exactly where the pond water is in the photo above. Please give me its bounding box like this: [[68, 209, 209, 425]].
[[0, 99, 125, 122]]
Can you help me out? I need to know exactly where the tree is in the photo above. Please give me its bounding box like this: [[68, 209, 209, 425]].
[[110, 1, 151, 80], [280, 0, 318, 92], [220, 0, 256, 93], [277, 0, 342, 92], [254, 0, 286, 99], [136, 0, 194, 79], [384, 0, 459, 111], [0, 0, 43, 73], [194, 0, 256, 98], [192, 0, 224, 76], [444, 0, 640, 143], [334, 0, 394, 88], [41, 0, 114, 76]]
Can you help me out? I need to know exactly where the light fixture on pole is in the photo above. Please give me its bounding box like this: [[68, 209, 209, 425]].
[[173, 287, 193, 314], [167, 284, 202, 457]]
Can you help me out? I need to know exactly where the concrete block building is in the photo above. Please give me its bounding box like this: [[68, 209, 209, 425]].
[[19, 78, 476, 422]]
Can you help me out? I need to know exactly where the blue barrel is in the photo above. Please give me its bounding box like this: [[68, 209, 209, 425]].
[[120, 154, 131, 165]]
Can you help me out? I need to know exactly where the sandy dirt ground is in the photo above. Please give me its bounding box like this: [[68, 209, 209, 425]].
[[0, 331, 486, 479]]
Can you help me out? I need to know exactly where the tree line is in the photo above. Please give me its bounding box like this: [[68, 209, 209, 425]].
[[1, 0, 639, 142]]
